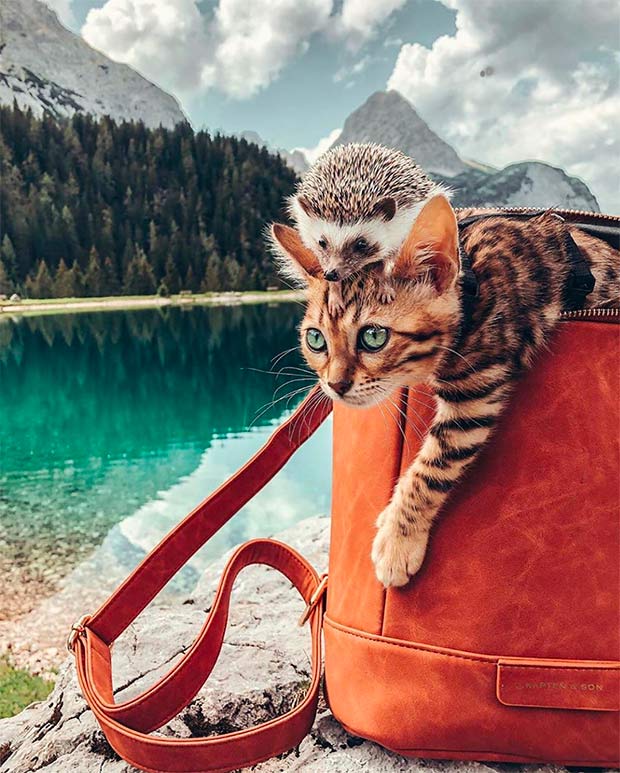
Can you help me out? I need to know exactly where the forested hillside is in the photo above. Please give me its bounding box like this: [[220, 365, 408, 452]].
[[0, 104, 298, 298]]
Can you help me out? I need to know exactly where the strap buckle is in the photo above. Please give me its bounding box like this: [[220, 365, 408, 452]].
[[67, 614, 91, 653], [298, 574, 328, 626]]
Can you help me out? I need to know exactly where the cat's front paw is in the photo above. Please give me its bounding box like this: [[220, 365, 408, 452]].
[[371, 510, 429, 587], [378, 283, 396, 304]]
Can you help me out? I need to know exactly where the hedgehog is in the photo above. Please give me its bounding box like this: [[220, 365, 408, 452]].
[[275, 143, 448, 314]]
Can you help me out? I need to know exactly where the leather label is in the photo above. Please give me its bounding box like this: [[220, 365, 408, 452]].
[[497, 659, 620, 712]]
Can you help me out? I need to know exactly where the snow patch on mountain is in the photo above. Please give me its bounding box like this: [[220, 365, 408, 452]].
[[0, 0, 187, 128]]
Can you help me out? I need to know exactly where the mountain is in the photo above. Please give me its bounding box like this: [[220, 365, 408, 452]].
[[434, 162, 599, 211], [238, 130, 308, 175], [325, 90, 598, 211], [332, 90, 468, 177], [0, 0, 186, 128]]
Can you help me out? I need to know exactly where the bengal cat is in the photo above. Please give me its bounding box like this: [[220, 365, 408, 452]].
[[271, 196, 619, 587]]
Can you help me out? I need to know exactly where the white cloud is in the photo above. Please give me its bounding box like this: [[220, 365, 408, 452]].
[[82, 0, 334, 101], [338, 0, 408, 43], [387, 0, 620, 212], [82, 0, 210, 95], [333, 54, 371, 83], [80, 0, 409, 101], [210, 0, 333, 98], [42, 0, 76, 28], [294, 126, 342, 164]]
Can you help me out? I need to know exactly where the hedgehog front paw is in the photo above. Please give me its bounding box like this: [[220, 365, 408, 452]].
[[378, 283, 396, 304], [327, 287, 345, 317]]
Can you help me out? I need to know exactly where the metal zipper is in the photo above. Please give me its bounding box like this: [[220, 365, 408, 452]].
[[455, 205, 620, 223], [559, 307, 620, 321], [456, 206, 619, 323]]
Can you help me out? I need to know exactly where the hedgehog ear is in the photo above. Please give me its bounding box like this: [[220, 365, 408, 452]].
[[270, 223, 322, 285], [296, 195, 313, 217], [370, 197, 396, 222], [393, 195, 459, 294]]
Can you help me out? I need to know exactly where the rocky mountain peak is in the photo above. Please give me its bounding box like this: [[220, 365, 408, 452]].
[[331, 89, 468, 178], [0, 0, 187, 128]]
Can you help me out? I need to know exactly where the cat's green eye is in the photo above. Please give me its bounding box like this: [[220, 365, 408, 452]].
[[306, 328, 327, 353], [359, 325, 389, 352]]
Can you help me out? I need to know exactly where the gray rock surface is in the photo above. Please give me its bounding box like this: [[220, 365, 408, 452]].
[[0, 516, 611, 772], [434, 161, 599, 211], [332, 90, 468, 177], [0, 0, 187, 128]]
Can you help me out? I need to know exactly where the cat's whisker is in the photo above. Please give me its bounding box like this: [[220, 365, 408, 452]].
[[296, 387, 329, 438], [383, 396, 423, 446], [374, 384, 427, 445], [437, 345, 476, 372], [273, 376, 318, 400], [271, 345, 299, 366], [243, 365, 314, 378], [250, 384, 313, 429], [379, 396, 412, 454], [273, 277, 307, 308]]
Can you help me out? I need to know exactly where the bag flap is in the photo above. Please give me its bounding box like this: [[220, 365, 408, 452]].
[[497, 658, 620, 711]]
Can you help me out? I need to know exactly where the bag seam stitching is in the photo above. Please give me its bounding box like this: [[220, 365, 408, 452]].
[[380, 386, 409, 638], [326, 617, 490, 664], [325, 618, 620, 668]]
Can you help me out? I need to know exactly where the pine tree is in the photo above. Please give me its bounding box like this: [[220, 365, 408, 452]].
[[84, 247, 103, 297], [0, 259, 13, 296], [101, 256, 120, 296], [123, 247, 156, 295], [26, 260, 54, 298], [223, 255, 241, 290], [69, 260, 85, 297], [60, 205, 80, 264], [0, 235, 18, 282], [53, 258, 71, 297], [162, 253, 181, 294], [148, 220, 165, 277], [54, 258, 84, 297], [0, 102, 299, 294], [202, 253, 222, 292], [184, 265, 197, 292], [157, 280, 170, 297]]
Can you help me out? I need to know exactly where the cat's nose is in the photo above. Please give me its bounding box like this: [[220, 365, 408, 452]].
[[324, 269, 339, 282], [328, 379, 352, 396]]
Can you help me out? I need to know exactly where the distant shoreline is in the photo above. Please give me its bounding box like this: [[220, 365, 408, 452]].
[[0, 289, 305, 317]]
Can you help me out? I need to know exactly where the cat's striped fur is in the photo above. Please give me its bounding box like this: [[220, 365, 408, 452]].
[[271, 197, 619, 586]]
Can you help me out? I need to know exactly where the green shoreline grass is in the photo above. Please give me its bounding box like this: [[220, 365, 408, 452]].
[[0, 659, 53, 718], [0, 289, 305, 318]]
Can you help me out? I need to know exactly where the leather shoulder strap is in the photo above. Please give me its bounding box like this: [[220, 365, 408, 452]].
[[71, 386, 332, 772]]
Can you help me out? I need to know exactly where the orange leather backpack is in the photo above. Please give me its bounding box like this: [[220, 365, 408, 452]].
[[70, 255, 619, 770]]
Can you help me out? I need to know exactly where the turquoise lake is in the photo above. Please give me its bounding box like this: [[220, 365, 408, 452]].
[[0, 304, 332, 619]]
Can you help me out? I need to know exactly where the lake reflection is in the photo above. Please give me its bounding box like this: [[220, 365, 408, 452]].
[[0, 305, 331, 617]]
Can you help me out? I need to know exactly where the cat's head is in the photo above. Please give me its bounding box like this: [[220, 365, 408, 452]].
[[271, 196, 462, 406]]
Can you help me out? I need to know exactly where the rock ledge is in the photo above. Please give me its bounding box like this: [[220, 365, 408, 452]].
[[0, 517, 610, 772]]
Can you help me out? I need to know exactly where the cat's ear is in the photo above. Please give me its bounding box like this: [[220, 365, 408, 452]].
[[270, 223, 321, 285], [393, 195, 459, 294]]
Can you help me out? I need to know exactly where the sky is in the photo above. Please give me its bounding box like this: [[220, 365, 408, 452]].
[[44, 0, 619, 212]]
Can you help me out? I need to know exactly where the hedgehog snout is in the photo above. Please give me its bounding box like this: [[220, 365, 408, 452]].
[[324, 269, 340, 282]]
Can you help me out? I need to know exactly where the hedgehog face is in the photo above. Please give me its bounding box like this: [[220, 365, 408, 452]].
[[293, 196, 421, 281], [288, 142, 444, 281], [272, 196, 462, 407]]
